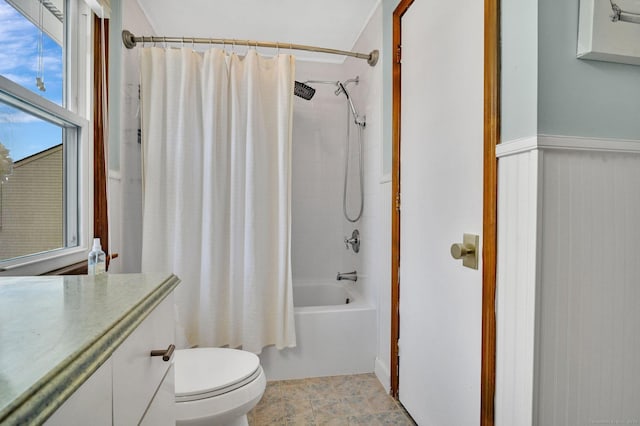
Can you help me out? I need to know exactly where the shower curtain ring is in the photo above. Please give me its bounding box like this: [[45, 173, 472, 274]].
[[163, 36, 167, 48], [276, 41, 280, 56]]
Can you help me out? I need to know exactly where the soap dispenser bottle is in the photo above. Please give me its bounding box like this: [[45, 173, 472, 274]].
[[88, 238, 106, 275]]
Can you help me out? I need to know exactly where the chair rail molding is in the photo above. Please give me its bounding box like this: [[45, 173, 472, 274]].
[[497, 134, 640, 158]]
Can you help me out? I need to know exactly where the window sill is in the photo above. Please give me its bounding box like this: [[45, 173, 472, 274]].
[[43, 253, 118, 276]]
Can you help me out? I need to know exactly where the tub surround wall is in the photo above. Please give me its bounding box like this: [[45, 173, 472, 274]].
[[292, 61, 350, 284], [496, 135, 640, 425], [341, 4, 389, 391], [272, 3, 385, 385]]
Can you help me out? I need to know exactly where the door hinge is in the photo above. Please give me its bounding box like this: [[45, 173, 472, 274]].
[[396, 44, 402, 64], [395, 192, 401, 212], [397, 339, 401, 358]]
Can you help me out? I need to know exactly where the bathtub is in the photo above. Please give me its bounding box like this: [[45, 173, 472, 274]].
[[259, 282, 376, 381]]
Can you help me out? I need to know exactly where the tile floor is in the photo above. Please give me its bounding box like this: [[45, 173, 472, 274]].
[[248, 373, 416, 425]]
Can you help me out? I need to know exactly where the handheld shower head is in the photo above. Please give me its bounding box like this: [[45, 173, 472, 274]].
[[337, 82, 365, 127], [337, 82, 349, 99]]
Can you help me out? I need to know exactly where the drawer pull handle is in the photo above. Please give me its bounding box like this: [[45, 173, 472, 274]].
[[150, 344, 175, 361]]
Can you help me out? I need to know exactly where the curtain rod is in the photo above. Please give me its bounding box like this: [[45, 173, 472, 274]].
[[121, 30, 379, 67]]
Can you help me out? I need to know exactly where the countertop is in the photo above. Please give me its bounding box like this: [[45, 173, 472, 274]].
[[0, 273, 180, 425]]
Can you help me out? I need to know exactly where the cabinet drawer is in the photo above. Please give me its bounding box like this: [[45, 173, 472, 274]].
[[113, 294, 175, 425]]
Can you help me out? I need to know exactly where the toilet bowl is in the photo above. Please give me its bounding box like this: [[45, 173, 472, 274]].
[[174, 348, 266, 426]]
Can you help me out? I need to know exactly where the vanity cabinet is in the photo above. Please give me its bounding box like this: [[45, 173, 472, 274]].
[[46, 294, 176, 426], [45, 358, 113, 426], [113, 293, 175, 425], [0, 273, 180, 425]]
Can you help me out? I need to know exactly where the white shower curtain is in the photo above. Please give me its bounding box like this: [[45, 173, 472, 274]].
[[140, 47, 296, 354]]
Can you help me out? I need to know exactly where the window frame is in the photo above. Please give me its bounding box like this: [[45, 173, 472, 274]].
[[0, 0, 93, 276]]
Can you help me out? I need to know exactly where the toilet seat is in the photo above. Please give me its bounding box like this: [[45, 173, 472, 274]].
[[175, 348, 261, 402]]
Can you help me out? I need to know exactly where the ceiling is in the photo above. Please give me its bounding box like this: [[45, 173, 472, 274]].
[[135, 0, 380, 63]]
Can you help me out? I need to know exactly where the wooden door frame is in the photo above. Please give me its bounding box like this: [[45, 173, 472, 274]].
[[390, 1, 500, 425]]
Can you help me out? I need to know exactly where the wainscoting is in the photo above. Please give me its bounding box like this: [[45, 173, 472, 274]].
[[495, 135, 640, 426]]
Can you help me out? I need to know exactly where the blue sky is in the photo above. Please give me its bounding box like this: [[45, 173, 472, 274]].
[[0, 1, 63, 161]]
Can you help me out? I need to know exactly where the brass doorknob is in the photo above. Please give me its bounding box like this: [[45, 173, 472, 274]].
[[450, 243, 474, 259], [450, 233, 479, 270]]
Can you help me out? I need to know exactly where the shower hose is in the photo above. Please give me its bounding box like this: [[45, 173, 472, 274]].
[[343, 104, 365, 223]]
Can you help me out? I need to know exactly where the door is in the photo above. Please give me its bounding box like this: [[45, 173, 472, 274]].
[[396, 0, 485, 424]]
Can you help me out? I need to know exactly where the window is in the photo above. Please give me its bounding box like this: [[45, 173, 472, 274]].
[[0, 0, 92, 275]]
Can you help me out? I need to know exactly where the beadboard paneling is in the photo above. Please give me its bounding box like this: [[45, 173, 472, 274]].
[[496, 135, 640, 425], [495, 144, 539, 426], [537, 148, 640, 425]]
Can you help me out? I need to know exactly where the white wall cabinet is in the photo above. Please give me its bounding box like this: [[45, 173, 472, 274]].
[[45, 294, 176, 425]]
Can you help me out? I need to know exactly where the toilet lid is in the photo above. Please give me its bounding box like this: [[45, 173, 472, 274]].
[[175, 348, 261, 401]]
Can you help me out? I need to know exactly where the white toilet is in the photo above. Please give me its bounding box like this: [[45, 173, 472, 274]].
[[174, 348, 266, 426]]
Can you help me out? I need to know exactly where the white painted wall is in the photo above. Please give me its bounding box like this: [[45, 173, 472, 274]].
[[110, 0, 156, 273]]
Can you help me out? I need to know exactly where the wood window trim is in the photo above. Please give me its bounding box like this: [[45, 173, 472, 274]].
[[390, 1, 499, 426], [46, 15, 110, 276], [93, 14, 109, 265]]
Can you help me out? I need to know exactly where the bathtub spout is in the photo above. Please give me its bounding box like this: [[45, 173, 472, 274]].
[[337, 271, 358, 282]]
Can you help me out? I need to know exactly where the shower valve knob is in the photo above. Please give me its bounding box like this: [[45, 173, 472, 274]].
[[344, 230, 360, 253]]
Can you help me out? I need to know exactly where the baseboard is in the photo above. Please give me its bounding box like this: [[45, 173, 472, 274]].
[[374, 357, 390, 393]]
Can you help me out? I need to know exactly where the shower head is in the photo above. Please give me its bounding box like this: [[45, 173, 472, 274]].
[[294, 81, 316, 100]]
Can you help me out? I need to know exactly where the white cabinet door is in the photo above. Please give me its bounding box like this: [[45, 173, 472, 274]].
[[140, 364, 175, 426], [45, 357, 113, 426], [113, 294, 175, 425], [398, 0, 484, 424]]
